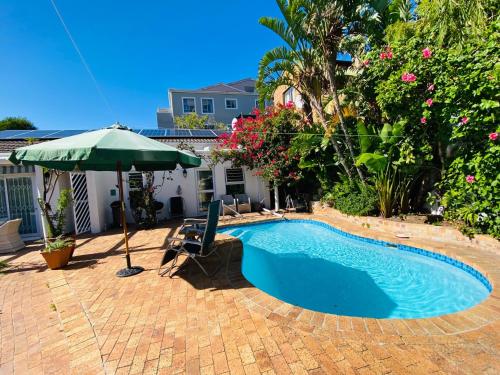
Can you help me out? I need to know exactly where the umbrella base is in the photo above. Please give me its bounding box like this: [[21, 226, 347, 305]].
[[116, 266, 144, 277]]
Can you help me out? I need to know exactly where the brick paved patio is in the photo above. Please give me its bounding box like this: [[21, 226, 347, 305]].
[[0, 213, 498, 374]]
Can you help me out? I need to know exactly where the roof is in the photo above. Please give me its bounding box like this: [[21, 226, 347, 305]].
[[0, 129, 224, 153], [171, 78, 257, 94]]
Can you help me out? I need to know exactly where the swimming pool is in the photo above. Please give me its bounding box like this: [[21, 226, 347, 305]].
[[219, 220, 491, 319]]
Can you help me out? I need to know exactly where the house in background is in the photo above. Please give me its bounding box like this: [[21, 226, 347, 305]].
[[0, 129, 270, 240], [272, 52, 354, 120], [157, 78, 259, 128]]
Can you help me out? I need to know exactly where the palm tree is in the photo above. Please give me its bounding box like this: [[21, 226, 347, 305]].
[[418, 0, 489, 46], [300, 0, 389, 182], [257, 0, 354, 178]]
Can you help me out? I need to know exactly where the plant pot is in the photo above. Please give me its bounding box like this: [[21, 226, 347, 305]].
[[41, 245, 72, 270]]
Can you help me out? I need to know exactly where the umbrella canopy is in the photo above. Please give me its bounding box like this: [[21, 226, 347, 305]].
[[8, 124, 202, 277], [8, 125, 201, 171]]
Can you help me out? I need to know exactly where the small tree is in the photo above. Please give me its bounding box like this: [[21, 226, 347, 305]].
[[0, 117, 36, 131], [174, 113, 227, 130], [38, 169, 72, 239]]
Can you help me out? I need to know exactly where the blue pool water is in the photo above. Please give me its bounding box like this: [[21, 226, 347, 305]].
[[219, 220, 491, 319]]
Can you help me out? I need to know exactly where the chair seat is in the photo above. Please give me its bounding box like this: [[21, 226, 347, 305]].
[[179, 227, 205, 236], [174, 242, 201, 255]]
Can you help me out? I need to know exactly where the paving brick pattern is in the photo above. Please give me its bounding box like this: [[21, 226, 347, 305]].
[[0, 213, 498, 374]]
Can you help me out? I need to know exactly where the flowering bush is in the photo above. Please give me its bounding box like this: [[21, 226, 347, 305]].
[[212, 106, 303, 186], [345, 20, 499, 237]]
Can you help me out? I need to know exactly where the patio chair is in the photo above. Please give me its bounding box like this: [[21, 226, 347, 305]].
[[159, 200, 222, 277], [221, 194, 238, 216], [236, 194, 251, 214], [0, 219, 25, 254]]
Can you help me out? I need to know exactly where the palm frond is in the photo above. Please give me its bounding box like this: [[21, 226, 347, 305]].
[[259, 17, 296, 48]]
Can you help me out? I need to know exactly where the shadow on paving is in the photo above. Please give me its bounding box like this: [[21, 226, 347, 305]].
[[1, 261, 48, 275], [163, 240, 253, 292]]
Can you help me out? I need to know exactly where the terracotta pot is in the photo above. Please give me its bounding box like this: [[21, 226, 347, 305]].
[[41, 245, 72, 270]]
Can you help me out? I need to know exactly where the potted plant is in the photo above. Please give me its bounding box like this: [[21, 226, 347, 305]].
[[129, 171, 169, 229], [41, 236, 75, 269], [38, 169, 75, 267]]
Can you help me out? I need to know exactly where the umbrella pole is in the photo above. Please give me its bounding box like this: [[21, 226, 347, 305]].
[[116, 161, 144, 277]]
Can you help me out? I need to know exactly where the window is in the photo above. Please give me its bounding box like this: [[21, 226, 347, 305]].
[[225, 98, 238, 109], [283, 87, 294, 104], [201, 98, 214, 114], [182, 97, 195, 113], [225, 168, 245, 196], [255, 99, 259, 109], [197, 170, 214, 212]]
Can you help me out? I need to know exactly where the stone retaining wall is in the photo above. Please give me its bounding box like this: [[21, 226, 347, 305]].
[[311, 202, 499, 253]]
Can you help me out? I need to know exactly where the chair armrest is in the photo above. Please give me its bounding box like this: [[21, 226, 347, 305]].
[[167, 237, 202, 246], [184, 218, 206, 224], [167, 237, 186, 243]]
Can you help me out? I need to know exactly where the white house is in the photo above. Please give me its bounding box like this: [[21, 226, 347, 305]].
[[0, 129, 271, 240]]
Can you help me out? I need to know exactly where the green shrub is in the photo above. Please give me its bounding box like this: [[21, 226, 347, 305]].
[[43, 236, 74, 253], [323, 179, 378, 216]]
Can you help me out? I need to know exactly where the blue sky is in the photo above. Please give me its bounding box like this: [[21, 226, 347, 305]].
[[0, 1, 282, 130]]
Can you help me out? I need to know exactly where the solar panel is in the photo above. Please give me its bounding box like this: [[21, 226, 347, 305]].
[[0, 130, 30, 139], [196, 129, 217, 137], [0, 127, 227, 141], [213, 130, 229, 137], [15, 130, 61, 139], [51, 130, 89, 138], [173, 129, 191, 137], [139, 129, 167, 137]]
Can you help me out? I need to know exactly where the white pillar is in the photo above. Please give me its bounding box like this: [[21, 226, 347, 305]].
[[85, 171, 104, 233], [274, 184, 279, 211], [34, 166, 48, 240]]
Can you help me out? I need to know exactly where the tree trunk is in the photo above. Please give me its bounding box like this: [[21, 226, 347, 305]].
[[325, 55, 366, 183], [308, 95, 353, 179]]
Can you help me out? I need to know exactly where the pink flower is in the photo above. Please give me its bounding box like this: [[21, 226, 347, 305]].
[[363, 59, 370, 66], [422, 48, 432, 59], [489, 132, 498, 141], [380, 52, 387, 60], [461, 117, 469, 124], [387, 51, 393, 59], [426, 99, 433, 107], [402, 72, 417, 82], [466, 175, 475, 184], [285, 101, 295, 109], [427, 84, 435, 91], [420, 117, 427, 124]]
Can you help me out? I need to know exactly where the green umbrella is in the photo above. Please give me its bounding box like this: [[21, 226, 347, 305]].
[[9, 124, 202, 277]]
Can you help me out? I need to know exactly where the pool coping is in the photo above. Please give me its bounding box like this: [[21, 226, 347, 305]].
[[216, 213, 500, 339]]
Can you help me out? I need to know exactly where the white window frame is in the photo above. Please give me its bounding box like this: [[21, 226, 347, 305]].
[[201, 97, 215, 114], [196, 169, 215, 213], [283, 87, 294, 104], [182, 97, 196, 114], [225, 98, 238, 110], [225, 167, 245, 195]]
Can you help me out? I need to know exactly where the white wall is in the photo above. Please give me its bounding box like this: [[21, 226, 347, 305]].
[[3, 140, 272, 238]]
